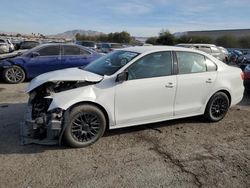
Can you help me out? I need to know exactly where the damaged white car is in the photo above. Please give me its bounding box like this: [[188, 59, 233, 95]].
[[22, 46, 244, 148]]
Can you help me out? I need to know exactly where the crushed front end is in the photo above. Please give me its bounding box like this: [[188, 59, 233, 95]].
[[21, 82, 65, 145]]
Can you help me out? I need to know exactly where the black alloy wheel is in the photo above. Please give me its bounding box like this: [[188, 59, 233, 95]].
[[71, 112, 101, 142], [63, 104, 106, 148], [204, 92, 229, 122]]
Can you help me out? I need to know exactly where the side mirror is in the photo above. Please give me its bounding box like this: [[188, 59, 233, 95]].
[[116, 71, 128, 82], [31, 52, 40, 58]]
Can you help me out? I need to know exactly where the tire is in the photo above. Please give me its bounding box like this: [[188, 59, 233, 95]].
[[3, 65, 25, 84], [63, 104, 106, 148], [204, 92, 230, 122]]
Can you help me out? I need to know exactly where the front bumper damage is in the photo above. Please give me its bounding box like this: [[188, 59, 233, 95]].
[[21, 103, 63, 145], [20, 83, 66, 146]]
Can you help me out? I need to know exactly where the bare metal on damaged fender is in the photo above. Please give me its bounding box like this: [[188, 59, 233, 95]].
[[22, 67, 104, 145]]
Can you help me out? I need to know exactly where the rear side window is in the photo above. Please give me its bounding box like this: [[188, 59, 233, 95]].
[[63, 46, 90, 56], [63, 46, 80, 55], [176, 52, 206, 74], [37, 46, 60, 56], [80, 48, 91, 55]]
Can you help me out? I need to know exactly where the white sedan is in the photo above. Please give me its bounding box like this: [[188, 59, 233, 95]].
[[23, 46, 244, 147]]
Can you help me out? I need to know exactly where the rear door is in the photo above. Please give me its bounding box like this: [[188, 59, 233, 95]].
[[174, 51, 217, 116], [26, 45, 61, 77], [61, 45, 92, 68]]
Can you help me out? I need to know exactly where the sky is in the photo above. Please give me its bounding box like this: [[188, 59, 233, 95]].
[[0, 0, 250, 37]]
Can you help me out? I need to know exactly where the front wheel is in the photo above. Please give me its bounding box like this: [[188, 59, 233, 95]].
[[3, 66, 25, 84], [63, 104, 106, 148], [204, 92, 230, 122]]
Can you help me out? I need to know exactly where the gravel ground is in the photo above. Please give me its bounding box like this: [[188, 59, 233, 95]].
[[0, 82, 249, 188]]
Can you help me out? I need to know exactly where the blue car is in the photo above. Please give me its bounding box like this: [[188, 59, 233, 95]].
[[0, 43, 101, 83]]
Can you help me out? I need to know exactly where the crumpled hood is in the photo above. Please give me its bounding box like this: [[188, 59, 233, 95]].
[[27, 67, 103, 92]]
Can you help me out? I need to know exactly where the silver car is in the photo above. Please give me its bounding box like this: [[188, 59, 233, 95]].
[[177, 44, 227, 62], [0, 39, 14, 54]]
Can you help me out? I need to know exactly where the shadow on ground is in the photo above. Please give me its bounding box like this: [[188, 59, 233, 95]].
[[0, 91, 249, 155], [0, 102, 204, 155]]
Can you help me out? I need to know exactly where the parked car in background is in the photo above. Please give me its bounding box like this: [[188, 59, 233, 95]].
[[76, 41, 97, 51], [19, 41, 40, 50], [244, 65, 250, 90], [101, 43, 123, 53], [176, 44, 227, 62], [228, 49, 243, 63], [228, 49, 250, 70], [218, 46, 229, 62], [22, 46, 244, 147], [11, 39, 22, 50], [0, 39, 14, 54], [0, 43, 101, 83]]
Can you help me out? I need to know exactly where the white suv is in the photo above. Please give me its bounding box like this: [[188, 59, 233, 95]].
[[0, 39, 14, 54], [23, 46, 244, 147]]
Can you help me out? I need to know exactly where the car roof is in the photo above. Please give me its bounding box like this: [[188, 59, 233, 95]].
[[177, 43, 216, 47], [120, 45, 203, 54]]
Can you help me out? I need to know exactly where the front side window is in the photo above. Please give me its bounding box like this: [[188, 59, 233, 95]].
[[37, 46, 60, 56], [176, 52, 206, 74], [127, 51, 172, 80], [83, 50, 139, 76]]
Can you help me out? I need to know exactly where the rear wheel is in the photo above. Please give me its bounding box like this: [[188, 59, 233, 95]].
[[63, 104, 106, 148], [3, 66, 25, 84], [204, 92, 230, 122]]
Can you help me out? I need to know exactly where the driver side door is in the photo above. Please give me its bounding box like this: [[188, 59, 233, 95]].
[[26, 45, 61, 78], [115, 51, 177, 127]]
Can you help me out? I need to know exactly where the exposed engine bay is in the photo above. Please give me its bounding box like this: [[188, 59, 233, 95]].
[[21, 81, 93, 145]]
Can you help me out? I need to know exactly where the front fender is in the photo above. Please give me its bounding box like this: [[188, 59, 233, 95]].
[[0, 59, 13, 69], [0, 58, 26, 70], [48, 85, 115, 126]]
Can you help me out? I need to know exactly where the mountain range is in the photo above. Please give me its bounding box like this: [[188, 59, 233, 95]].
[[48, 29, 103, 39]]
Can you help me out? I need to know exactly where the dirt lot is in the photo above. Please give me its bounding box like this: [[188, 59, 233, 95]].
[[0, 82, 249, 188]]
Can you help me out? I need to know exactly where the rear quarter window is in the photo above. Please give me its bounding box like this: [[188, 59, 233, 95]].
[[206, 58, 217, 71]]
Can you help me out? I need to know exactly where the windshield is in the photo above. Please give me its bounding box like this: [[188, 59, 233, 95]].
[[83, 50, 139, 76]]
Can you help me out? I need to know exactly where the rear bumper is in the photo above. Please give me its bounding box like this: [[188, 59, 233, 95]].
[[231, 85, 245, 106]]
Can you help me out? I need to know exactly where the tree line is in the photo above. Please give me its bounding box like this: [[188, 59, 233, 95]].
[[146, 30, 250, 48], [75, 30, 250, 48], [75, 31, 133, 44]]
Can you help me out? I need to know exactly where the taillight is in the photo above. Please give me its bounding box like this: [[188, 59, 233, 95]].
[[240, 72, 245, 80]]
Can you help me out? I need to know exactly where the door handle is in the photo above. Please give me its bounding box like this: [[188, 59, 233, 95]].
[[165, 82, 175, 88], [206, 78, 213, 83]]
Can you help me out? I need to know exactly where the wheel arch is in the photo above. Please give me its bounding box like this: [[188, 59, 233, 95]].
[[204, 89, 232, 112], [13, 64, 28, 78], [3, 64, 27, 82], [66, 101, 110, 130], [59, 101, 111, 145]]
